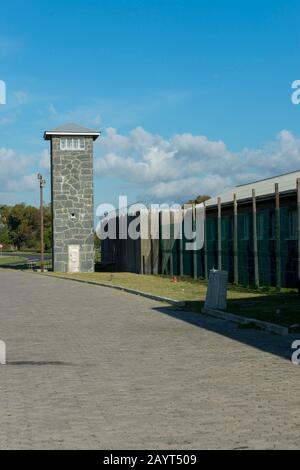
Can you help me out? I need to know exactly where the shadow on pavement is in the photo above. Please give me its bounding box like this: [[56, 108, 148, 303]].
[[7, 361, 72, 366], [152, 305, 300, 361]]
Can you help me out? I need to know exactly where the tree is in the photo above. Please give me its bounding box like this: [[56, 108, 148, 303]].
[[185, 194, 211, 206], [0, 203, 52, 251]]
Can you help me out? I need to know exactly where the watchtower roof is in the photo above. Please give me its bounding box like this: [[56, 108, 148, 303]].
[[44, 123, 100, 141]]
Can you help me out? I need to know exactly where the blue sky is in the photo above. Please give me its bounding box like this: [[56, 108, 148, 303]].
[[1, 0, 300, 209]]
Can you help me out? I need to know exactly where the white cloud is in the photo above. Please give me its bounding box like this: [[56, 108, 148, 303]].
[[2, 126, 300, 204], [94, 127, 300, 202], [144, 175, 232, 200], [0, 148, 31, 178], [6, 174, 37, 192], [0, 148, 37, 194], [243, 130, 300, 173]]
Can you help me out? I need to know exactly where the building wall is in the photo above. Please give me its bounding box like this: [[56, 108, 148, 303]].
[[101, 213, 160, 274], [159, 193, 298, 288], [100, 192, 298, 288], [204, 193, 297, 287], [51, 136, 94, 272]]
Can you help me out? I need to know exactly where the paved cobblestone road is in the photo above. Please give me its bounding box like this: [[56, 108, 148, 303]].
[[0, 269, 299, 449]]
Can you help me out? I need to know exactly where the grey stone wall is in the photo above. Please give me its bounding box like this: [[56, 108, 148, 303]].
[[51, 136, 94, 272]]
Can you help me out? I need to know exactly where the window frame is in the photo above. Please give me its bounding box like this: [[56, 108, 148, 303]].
[[60, 137, 85, 151]]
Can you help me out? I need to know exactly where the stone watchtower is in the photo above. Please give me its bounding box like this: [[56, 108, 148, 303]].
[[44, 123, 100, 272]]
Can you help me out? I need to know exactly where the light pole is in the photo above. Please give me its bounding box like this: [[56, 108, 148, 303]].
[[37, 173, 46, 272]]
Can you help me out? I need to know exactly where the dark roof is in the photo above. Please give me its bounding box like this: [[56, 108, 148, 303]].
[[44, 122, 100, 140]]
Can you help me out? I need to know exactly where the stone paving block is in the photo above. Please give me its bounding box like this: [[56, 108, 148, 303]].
[[0, 270, 299, 449]]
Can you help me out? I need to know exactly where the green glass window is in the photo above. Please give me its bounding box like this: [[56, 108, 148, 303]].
[[241, 214, 249, 240], [269, 210, 275, 240], [207, 219, 216, 241], [257, 212, 264, 240], [288, 210, 297, 240], [221, 218, 227, 241]]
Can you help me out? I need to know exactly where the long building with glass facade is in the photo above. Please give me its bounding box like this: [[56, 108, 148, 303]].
[[159, 169, 300, 288], [101, 170, 300, 289]]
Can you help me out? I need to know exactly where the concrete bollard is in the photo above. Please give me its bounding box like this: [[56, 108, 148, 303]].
[[0, 341, 6, 365], [205, 269, 228, 311]]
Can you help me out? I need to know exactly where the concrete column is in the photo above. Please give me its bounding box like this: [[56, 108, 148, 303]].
[[252, 189, 259, 288], [275, 183, 281, 291], [233, 193, 239, 285]]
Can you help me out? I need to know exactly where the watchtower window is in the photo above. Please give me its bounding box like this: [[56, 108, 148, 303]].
[[60, 138, 85, 150]]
